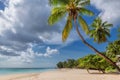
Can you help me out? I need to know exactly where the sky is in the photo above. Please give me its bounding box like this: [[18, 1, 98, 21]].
[[0, 0, 120, 68]]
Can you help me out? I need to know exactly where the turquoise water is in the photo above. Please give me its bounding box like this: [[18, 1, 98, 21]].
[[0, 68, 56, 75]]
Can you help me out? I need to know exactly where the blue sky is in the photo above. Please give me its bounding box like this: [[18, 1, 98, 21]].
[[0, 0, 120, 68]]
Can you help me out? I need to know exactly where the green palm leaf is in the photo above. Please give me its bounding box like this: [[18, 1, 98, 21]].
[[78, 16, 89, 34], [62, 16, 72, 42], [97, 17, 102, 26], [104, 30, 110, 37], [49, 0, 70, 6], [102, 21, 107, 26], [79, 8, 94, 16], [104, 24, 113, 27], [48, 7, 66, 25], [89, 17, 113, 43], [79, 0, 90, 6], [89, 29, 95, 37]]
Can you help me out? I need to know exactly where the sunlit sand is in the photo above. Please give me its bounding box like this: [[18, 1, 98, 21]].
[[0, 69, 119, 80]]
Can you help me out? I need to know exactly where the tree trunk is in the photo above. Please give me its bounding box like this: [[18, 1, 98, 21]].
[[87, 69, 90, 73], [101, 69, 105, 74], [74, 20, 120, 72]]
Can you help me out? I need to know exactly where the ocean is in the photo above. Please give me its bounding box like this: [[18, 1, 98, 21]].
[[0, 68, 56, 75]]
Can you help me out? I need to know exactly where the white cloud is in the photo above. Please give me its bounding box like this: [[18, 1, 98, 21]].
[[0, 0, 59, 43], [41, 47, 59, 57], [0, 0, 79, 48], [91, 0, 120, 25], [0, 0, 90, 67], [0, 45, 59, 67], [0, 0, 70, 67]]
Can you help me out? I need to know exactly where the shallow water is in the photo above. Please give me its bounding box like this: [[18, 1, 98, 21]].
[[0, 68, 56, 75]]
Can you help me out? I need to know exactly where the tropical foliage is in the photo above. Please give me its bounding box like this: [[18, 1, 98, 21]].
[[57, 54, 115, 73], [89, 17, 113, 43], [48, 0, 94, 42], [48, 0, 120, 71], [57, 59, 78, 68], [57, 39, 120, 73], [106, 40, 120, 60], [118, 27, 120, 39]]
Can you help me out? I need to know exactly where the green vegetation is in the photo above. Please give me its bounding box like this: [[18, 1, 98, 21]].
[[57, 59, 78, 68], [118, 27, 120, 39], [57, 40, 120, 73], [89, 17, 113, 43], [57, 54, 115, 73], [106, 40, 120, 60], [48, 0, 120, 71]]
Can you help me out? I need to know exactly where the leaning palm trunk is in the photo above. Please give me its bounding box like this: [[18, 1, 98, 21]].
[[87, 69, 90, 73], [74, 20, 120, 72]]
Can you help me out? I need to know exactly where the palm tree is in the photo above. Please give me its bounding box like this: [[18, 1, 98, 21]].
[[89, 17, 113, 43], [48, 0, 120, 71]]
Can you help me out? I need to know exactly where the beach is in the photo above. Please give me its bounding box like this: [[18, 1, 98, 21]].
[[0, 69, 120, 80]]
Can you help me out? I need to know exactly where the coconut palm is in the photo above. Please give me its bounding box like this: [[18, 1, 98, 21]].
[[48, 0, 93, 41], [48, 0, 120, 71], [89, 17, 113, 43]]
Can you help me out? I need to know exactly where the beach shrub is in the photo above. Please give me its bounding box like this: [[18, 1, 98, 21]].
[[105, 66, 116, 73], [57, 53, 116, 73]]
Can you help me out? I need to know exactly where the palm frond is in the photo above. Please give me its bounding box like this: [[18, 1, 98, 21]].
[[91, 22, 97, 28], [79, 8, 94, 16], [74, 0, 81, 5], [89, 17, 112, 43], [91, 18, 100, 28], [48, 7, 66, 25], [97, 17, 102, 26], [62, 16, 72, 42], [89, 29, 96, 37], [102, 21, 107, 26], [79, 0, 90, 6], [104, 30, 110, 37], [78, 16, 89, 34], [49, 0, 70, 6], [104, 24, 113, 28]]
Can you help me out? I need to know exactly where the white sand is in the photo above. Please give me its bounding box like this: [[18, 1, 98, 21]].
[[0, 69, 120, 80]]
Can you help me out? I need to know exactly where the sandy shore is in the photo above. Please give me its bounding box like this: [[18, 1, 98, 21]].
[[0, 69, 120, 80]]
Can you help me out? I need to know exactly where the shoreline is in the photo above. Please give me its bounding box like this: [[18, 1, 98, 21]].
[[0, 69, 120, 80], [0, 68, 56, 76], [0, 73, 40, 80]]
